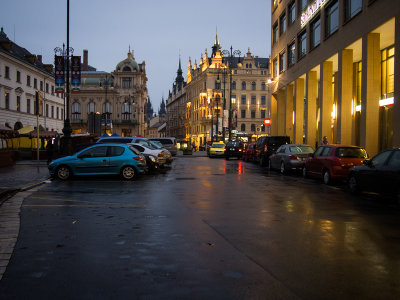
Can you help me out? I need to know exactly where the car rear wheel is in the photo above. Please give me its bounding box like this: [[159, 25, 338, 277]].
[[121, 166, 136, 180], [323, 170, 331, 185], [56, 165, 71, 180], [348, 175, 359, 194], [302, 167, 307, 178]]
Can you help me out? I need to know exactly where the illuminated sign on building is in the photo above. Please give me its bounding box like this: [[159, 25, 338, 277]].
[[264, 118, 271, 126], [301, 0, 328, 27]]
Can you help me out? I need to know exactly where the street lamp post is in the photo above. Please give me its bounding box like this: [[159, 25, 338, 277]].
[[222, 46, 241, 141]]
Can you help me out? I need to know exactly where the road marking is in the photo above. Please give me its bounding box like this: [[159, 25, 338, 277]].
[[23, 204, 145, 208]]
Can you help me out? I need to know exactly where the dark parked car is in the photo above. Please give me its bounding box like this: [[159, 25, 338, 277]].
[[268, 144, 314, 174], [48, 143, 147, 180], [242, 143, 256, 162], [348, 148, 400, 197], [255, 136, 291, 166], [303, 145, 368, 184], [225, 140, 244, 160]]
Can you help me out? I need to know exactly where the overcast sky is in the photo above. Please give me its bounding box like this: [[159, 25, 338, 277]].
[[1, 0, 271, 111]]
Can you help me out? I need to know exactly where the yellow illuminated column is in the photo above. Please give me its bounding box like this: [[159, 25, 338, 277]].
[[306, 71, 317, 148], [285, 84, 294, 141], [294, 78, 305, 144], [361, 33, 380, 156], [320, 61, 333, 144], [271, 94, 278, 136], [338, 49, 353, 145], [277, 88, 286, 136]]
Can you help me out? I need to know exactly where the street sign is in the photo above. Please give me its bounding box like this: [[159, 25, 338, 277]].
[[264, 118, 271, 125]]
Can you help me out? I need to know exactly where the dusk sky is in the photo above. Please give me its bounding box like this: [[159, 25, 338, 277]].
[[1, 0, 271, 111]]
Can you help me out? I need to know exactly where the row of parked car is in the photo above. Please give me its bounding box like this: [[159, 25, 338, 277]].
[[48, 137, 177, 180], [208, 136, 400, 199]]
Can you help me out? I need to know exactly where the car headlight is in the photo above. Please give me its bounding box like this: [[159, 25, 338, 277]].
[[149, 155, 156, 162]]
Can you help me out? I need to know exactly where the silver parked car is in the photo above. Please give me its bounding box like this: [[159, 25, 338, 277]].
[[268, 144, 315, 174]]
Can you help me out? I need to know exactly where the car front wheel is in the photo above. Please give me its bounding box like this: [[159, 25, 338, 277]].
[[121, 166, 136, 180], [348, 175, 359, 194], [323, 170, 331, 185], [302, 167, 307, 178], [280, 162, 286, 174], [56, 165, 71, 180]]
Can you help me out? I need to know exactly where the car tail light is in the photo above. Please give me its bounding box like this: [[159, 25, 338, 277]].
[[239, 149, 242, 152], [133, 157, 143, 161], [264, 145, 268, 152], [158, 152, 164, 157], [289, 155, 299, 160]]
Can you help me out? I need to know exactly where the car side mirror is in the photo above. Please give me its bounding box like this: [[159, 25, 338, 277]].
[[363, 159, 372, 167]]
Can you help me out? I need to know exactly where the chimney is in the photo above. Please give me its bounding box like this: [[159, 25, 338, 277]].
[[37, 55, 42, 63], [83, 49, 88, 71]]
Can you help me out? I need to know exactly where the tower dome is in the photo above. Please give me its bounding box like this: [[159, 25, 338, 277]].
[[116, 50, 140, 72]]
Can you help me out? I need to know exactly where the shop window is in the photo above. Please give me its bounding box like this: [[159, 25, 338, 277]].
[[326, 0, 339, 37], [310, 15, 321, 49], [381, 46, 394, 99], [288, 41, 296, 67], [298, 30, 307, 59], [345, 0, 362, 22]]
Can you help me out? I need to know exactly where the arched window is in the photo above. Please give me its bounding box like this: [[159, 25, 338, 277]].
[[251, 82, 256, 90], [72, 102, 81, 120], [123, 66, 131, 72], [241, 123, 246, 132], [232, 81, 236, 90], [249, 64, 252, 68], [241, 81, 246, 90], [122, 102, 132, 120], [251, 124, 256, 132], [103, 102, 112, 114], [87, 102, 96, 113], [261, 82, 266, 91]]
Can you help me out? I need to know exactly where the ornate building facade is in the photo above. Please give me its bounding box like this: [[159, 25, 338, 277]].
[[166, 59, 187, 139], [0, 28, 65, 132], [71, 50, 148, 137], [185, 35, 270, 148]]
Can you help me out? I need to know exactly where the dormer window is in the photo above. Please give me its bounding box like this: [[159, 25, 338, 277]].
[[123, 66, 132, 72]]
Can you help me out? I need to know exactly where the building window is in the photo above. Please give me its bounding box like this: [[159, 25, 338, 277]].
[[241, 95, 246, 105], [345, 0, 362, 21], [72, 102, 81, 120], [103, 102, 112, 114], [51, 106, 54, 118], [288, 41, 296, 67], [251, 96, 256, 105], [87, 102, 96, 113], [46, 83, 49, 94], [34, 78, 37, 89], [310, 16, 321, 49], [40, 81, 43, 91], [273, 58, 278, 78], [232, 81, 236, 90], [288, 1, 296, 24], [280, 13, 286, 36], [241, 109, 246, 118], [326, 0, 339, 37], [122, 102, 132, 120], [279, 51, 286, 73], [27, 99, 31, 114], [298, 30, 307, 59], [261, 82, 266, 91], [241, 81, 246, 90], [273, 22, 278, 44], [57, 107, 59, 119], [16, 71, 21, 83], [251, 110, 256, 118], [51, 85, 54, 95], [241, 124, 246, 132], [251, 82, 256, 90], [232, 95, 236, 104], [122, 77, 132, 89], [27, 75, 31, 86], [61, 109, 64, 119], [5, 92, 9, 109], [46, 104, 49, 117], [16, 96, 21, 111], [298, 0, 307, 14], [251, 124, 256, 132], [261, 96, 266, 105], [381, 46, 394, 98], [261, 110, 266, 118]]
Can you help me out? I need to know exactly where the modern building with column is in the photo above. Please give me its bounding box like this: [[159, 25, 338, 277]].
[[270, 0, 399, 156]]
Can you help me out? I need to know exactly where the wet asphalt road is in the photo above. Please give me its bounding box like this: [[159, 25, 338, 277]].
[[1, 156, 400, 299]]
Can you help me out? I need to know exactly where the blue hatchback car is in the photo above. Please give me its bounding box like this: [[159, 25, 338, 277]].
[[48, 143, 147, 180]]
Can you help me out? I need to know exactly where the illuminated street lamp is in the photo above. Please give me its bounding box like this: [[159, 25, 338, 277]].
[[222, 47, 241, 141]]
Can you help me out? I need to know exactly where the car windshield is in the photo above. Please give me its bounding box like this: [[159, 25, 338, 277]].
[[149, 141, 162, 149], [212, 144, 225, 148], [227, 141, 241, 147], [335, 147, 368, 158], [128, 146, 141, 156], [289, 146, 314, 153]]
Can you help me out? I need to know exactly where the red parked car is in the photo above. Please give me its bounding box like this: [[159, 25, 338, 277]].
[[242, 143, 256, 162], [303, 144, 368, 184]]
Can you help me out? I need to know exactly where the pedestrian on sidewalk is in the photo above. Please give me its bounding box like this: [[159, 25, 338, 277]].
[[46, 138, 54, 165]]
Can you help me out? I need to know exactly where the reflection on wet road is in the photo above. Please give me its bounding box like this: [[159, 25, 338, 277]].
[[1, 156, 400, 299]]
